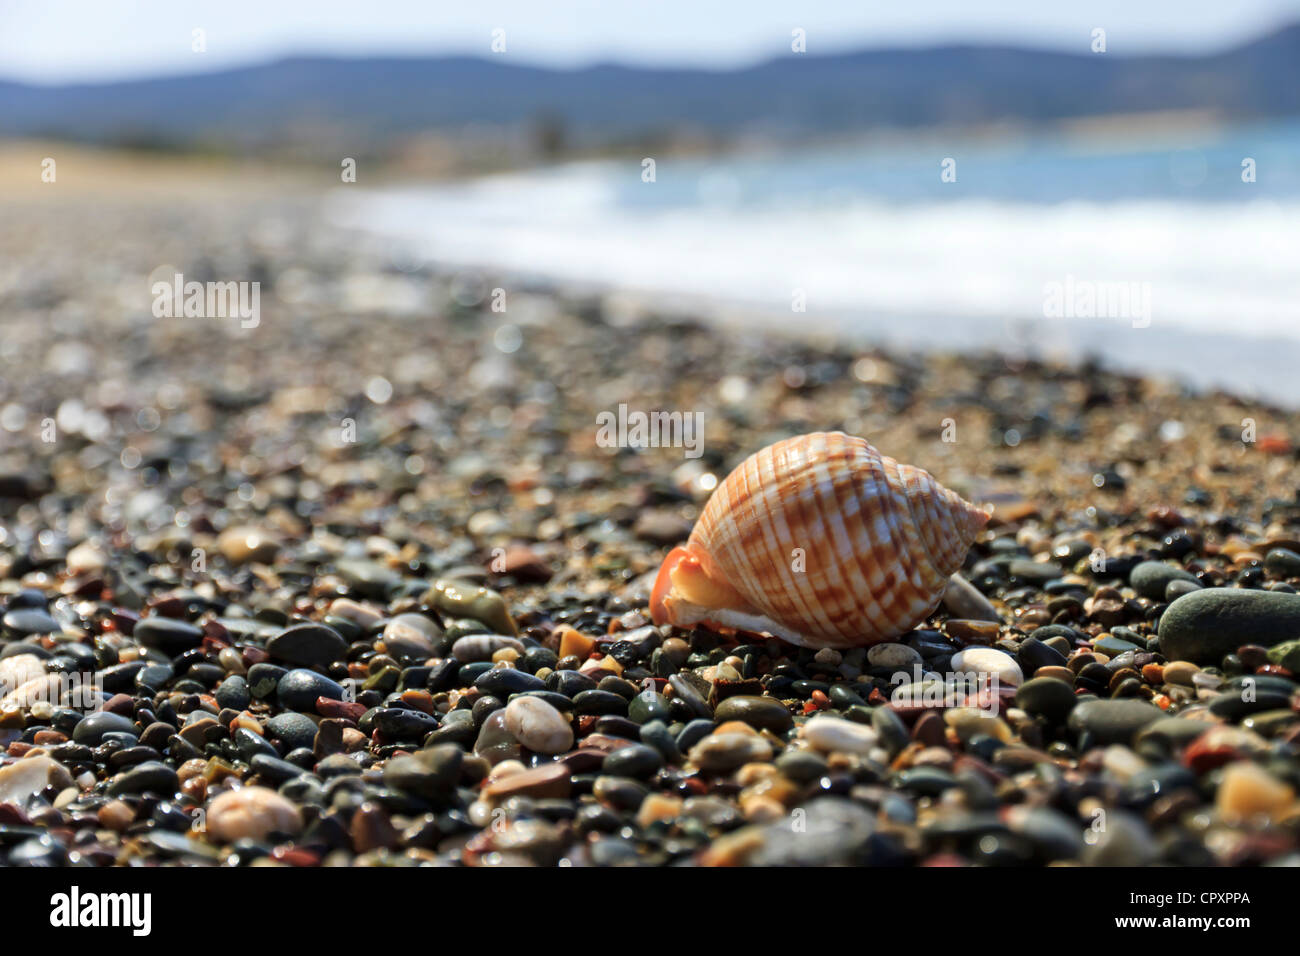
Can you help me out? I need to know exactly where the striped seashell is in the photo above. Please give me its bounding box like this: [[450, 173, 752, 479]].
[[650, 431, 988, 649]]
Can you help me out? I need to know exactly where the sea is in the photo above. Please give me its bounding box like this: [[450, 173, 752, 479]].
[[328, 118, 1300, 405]]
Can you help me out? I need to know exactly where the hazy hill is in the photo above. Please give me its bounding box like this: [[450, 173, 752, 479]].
[[1, 24, 1296, 151]]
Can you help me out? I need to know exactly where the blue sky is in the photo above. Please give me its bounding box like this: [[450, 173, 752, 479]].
[[3, 0, 1299, 83]]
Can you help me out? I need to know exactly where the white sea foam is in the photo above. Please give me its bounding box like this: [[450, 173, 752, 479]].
[[328, 146, 1300, 402]]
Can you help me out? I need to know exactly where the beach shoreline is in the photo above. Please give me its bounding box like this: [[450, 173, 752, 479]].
[[2, 185, 1300, 868]]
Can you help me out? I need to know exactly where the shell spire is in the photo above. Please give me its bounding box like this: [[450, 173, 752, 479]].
[[650, 431, 988, 649]]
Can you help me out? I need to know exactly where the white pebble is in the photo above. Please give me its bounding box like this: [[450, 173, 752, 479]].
[[803, 714, 879, 754], [503, 696, 573, 754], [950, 647, 1023, 687]]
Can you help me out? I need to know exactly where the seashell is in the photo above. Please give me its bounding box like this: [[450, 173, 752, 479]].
[[650, 431, 987, 649]]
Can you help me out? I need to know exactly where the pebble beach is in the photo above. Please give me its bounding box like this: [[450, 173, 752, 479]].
[[3, 185, 1300, 868]]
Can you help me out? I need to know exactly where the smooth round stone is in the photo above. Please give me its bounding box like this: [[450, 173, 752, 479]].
[[896, 766, 958, 795], [2, 607, 59, 637], [473, 710, 521, 760], [1067, 698, 1163, 746], [1016, 637, 1068, 675], [214, 674, 251, 711], [867, 643, 922, 669], [336, 558, 400, 599], [548, 670, 598, 698], [382, 613, 442, 660], [774, 749, 829, 783], [628, 688, 671, 724], [1265, 548, 1300, 578], [247, 663, 288, 698], [133, 616, 203, 655], [1208, 688, 1293, 719], [277, 669, 344, 712], [107, 761, 179, 797], [266, 712, 319, 752], [572, 689, 628, 716], [134, 662, 173, 691], [1081, 810, 1157, 866], [1015, 676, 1078, 722], [712, 695, 793, 734], [451, 634, 524, 663], [384, 744, 462, 797], [266, 623, 347, 669], [503, 696, 573, 754], [475, 667, 546, 697], [639, 720, 681, 763], [602, 743, 663, 779], [675, 719, 715, 754], [235, 727, 278, 761], [950, 647, 1023, 687], [1158, 587, 1300, 664], [1094, 635, 1142, 656], [1004, 806, 1085, 861], [1242, 709, 1300, 738], [249, 754, 306, 786], [206, 786, 303, 842], [1129, 560, 1199, 600], [803, 714, 878, 754], [373, 708, 439, 739], [688, 732, 772, 773], [73, 711, 136, 745], [1009, 559, 1063, 585], [1165, 579, 1203, 601], [217, 526, 281, 565], [750, 798, 877, 866], [871, 705, 910, 755]]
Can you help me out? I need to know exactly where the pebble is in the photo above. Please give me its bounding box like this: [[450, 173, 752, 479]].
[[266, 623, 348, 669], [1159, 587, 1300, 664], [1068, 698, 1164, 745], [277, 669, 345, 712], [940, 573, 1000, 622], [503, 696, 573, 754], [206, 786, 304, 842], [803, 714, 879, 754], [0, 654, 46, 692], [107, 761, 179, 796], [217, 526, 281, 565], [1216, 762, 1296, 822], [688, 732, 772, 773], [133, 616, 203, 655], [73, 711, 136, 745], [1129, 560, 1199, 600], [950, 646, 1023, 686], [0, 755, 74, 805], [452, 634, 524, 663], [1014, 676, 1078, 722], [266, 712, 320, 752], [867, 642, 922, 669], [711, 695, 793, 733]]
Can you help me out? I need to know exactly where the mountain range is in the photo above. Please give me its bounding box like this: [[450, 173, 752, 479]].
[[1, 24, 1297, 151]]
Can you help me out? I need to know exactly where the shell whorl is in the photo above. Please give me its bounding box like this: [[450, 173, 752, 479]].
[[676, 431, 986, 647]]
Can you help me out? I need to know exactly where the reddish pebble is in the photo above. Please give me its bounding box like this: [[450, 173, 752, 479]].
[[104, 693, 135, 716], [272, 846, 320, 867], [316, 698, 366, 721]]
